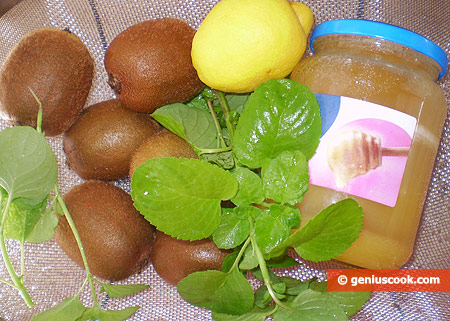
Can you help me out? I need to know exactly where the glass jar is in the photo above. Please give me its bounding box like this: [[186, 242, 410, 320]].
[[290, 19, 448, 269]]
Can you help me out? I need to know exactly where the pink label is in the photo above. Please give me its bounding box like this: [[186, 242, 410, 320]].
[[309, 94, 416, 207]]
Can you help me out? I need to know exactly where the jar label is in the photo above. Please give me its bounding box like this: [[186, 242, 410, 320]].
[[309, 94, 417, 207]]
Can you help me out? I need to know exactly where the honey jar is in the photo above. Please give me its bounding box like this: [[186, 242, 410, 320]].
[[290, 19, 448, 268]]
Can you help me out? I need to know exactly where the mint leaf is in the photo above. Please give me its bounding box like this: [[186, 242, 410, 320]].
[[254, 285, 272, 308], [239, 243, 259, 270], [309, 280, 371, 317], [262, 150, 309, 205], [231, 167, 265, 206], [234, 79, 321, 169], [212, 305, 274, 321], [254, 205, 300, 255], [225, 93, 248, 115], [177, 269, 254, 315], [269, 199, 362, 261], [294, 199, 363, 262], [251, 266, 282, 285], [187, 87, 212, 110], [212, 207, 253, 249], [77, 305, 140, 321], [30, 297, 86, 321], [266, 255, 299, 268], [282, 277, 314, 296], [3, 196, 57, 243], [328, 291, 371, 317], [131, 157, 238, 240], [273, 289, 347, 321], [200, 150, 235, 170], [99, 282, 150, 298], [0, 126, 57, 202], [222, 248, 239, 272], [152, 103, 218, 150]]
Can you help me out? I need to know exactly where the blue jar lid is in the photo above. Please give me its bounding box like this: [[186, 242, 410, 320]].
[[310, 19, 448, 80]]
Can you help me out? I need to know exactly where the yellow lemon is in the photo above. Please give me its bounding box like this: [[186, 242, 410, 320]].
[[290, 2, 314, 36], [191, 0, 306, 93]]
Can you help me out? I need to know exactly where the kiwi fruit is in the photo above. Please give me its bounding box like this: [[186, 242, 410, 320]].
[[54, 180, 155, 281], [150, 231, 230, 286], [0, 28, 94, 136], [63, 99, 161, 180], [129, 129, 197, 177], [104, 18, 204, 113]]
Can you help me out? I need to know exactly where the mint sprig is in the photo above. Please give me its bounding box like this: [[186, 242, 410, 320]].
[[132, 79, 368, 320], [0, 95, 148, 320]]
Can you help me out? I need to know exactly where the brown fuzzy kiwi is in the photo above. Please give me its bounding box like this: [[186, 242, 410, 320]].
[[54, 180, 156, 281], [0, 28, 94, 136], [150, 231, 230, 286], [129, 129, 197, 177], [63, 99, 161, 180], [104, 18, 204, 113]]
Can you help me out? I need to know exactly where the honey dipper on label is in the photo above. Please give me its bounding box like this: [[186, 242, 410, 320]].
[[327, 129, 410, 188]]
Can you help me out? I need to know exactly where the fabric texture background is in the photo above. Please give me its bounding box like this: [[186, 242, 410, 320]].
[[0, 0, 449, 320]]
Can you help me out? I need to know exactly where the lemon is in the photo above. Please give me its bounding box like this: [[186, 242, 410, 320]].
[[191, 0, 307, 93], [290, 2, 314, 36]]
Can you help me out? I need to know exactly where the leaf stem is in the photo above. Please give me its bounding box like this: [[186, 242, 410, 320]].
[[215, 91, 235, 144], [54, 184, 99, 306], [229, 234, 252, 272], [0, 192, 34, 307], [248, 218, 291, 310], [0, 277, 15, 287], [29, 88, 43, 135], [207, 100, 227, 148], [76, 277, 90, 298], [197, 145, 233, 155], [20, 241, 25, 277]]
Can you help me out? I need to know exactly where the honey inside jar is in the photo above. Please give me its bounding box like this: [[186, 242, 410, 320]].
[[290, 20, 448, 269]]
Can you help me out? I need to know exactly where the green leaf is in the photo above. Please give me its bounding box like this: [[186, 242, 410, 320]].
[[234, 79, 321, 169], [251, 266, 281, 285], [187, 87, 212, 110], [99, 282, 150, 298], [152, 103, 217, 150], [212, 305, 274, 321], [212, 207, 252, 249], [239, 243, 259, 270], [273, 282, 287, 295], [200, 150, 235, 170], [294, 199, 363, 262], [269, 199, 362, 261], [262, 150, 309, 205], [3, 196, 57, 243], [328, 291, 371, 317], [0, 126, 57, 202], [266, 255, 299, 268], [222, 248, 240, 272], [225, 93, 248, 114], [30, 297, 86, 321], [77, 305, 140, 321], [273, 289, 348, 321], [131, 157, 238, 240], [281, 277, 313, 296], [308, 280, 371, 317], [254, 285, 271, 308], [231, 167, 265, 206], [254, 205, 300, 255], [177, 269, 254, 315]]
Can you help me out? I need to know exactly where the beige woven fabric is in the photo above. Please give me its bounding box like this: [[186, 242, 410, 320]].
[[0, 0, 449, 320]]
